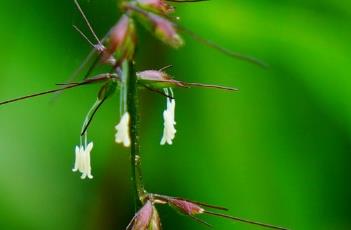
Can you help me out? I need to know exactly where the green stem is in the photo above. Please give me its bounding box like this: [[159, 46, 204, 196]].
[[124, 60, 146, 209]]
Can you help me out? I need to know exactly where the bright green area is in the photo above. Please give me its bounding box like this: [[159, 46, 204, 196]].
[[0, 0, 350, 229]]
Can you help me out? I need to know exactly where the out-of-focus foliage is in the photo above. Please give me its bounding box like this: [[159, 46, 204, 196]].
[[0, 0, 350, 229]]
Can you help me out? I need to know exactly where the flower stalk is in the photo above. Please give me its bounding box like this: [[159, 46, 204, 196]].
[[124, 60, 147, 208]]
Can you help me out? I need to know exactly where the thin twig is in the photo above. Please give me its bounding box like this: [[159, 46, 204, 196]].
[[177, 25, 269, 68]]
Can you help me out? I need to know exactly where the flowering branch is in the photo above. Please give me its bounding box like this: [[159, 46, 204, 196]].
[[0, 0, 289, 229]]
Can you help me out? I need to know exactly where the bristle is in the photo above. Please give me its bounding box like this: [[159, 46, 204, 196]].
[[177, 25, 268, 68], [204, 211, 289, 230], [186, 82, 238, 91], [0, 83, 85, 106], [74, 0, 101, 45], [188, 215, 213, 228]]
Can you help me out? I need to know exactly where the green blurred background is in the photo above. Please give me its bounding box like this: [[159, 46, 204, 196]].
[[0, 0, 350, 229]]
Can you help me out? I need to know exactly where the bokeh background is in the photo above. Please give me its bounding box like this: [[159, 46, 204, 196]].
[[0, 0, 350, 229]]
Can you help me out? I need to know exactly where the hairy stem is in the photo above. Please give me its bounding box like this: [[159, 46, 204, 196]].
[[124, 60, 146, 209]]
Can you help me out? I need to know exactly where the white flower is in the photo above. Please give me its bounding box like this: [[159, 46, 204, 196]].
[[72, 142, 94, 179], [161, 98, 176, 145], [115, 112, 131, 147]]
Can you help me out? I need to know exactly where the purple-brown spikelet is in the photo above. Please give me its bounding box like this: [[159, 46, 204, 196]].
[[103, 14, 136, 65], [168, 198, 205, 215], [149, 13, 183, 48], [127, 201, 154, 230], [137, 0, 174, 15]]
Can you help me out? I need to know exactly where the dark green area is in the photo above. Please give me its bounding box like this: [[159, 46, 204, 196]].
[[0, 0, 350, 229]]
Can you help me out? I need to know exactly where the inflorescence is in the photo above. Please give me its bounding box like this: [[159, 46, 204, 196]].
[[0, 1, 288, 229]]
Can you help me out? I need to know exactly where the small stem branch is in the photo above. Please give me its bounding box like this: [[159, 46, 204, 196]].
[[124, 60, 146, 209]]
